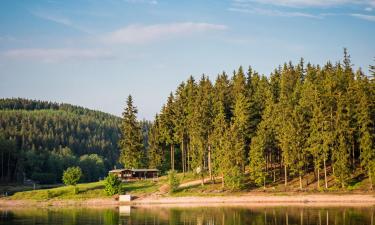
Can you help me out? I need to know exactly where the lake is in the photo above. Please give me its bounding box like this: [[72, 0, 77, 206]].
[[0, 205, 374, 225]]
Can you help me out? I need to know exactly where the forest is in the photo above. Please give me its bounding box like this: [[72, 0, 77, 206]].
[[132, 49, 374, 190], [1, 50, 374, 191], [0, 98, 123, 184]]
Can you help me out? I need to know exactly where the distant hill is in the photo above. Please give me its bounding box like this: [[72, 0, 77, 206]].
[[0, 98, 121, 184]]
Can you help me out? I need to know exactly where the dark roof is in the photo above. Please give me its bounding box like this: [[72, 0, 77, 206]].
[[132, 169, 159, 172], [109, 168, 159, 173]]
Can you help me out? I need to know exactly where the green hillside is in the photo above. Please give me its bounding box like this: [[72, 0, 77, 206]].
[[0, 98, 121, 184]]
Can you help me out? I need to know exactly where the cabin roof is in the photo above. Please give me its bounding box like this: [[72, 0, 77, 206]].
[[109, 168, 159, 173]]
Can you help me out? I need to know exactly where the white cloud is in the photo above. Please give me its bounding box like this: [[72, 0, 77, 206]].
[[365, 7, 373, 11], [228, 7, 320, 18], [233, 0, 375, 8], [31, 11, 92, 34], [1, 48, 114, 62], [101, 22, 227, 44], [124, 0, 158, 5], [351, 13, 375, 21]]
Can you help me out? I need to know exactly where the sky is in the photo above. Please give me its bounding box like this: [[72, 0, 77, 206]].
[[0, 0, 375, 120]]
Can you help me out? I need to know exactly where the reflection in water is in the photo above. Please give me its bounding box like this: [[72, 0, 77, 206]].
[[0, 205, 374, 225]]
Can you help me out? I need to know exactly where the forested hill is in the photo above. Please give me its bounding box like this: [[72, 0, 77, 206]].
[[0, 98, 121, 184]]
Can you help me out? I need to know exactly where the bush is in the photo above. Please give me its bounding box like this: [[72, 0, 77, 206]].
[[224, 167, 244, 191], [104, 173, 122, 196], [62, 166, 82, 186], [168, 170, 180, 193]]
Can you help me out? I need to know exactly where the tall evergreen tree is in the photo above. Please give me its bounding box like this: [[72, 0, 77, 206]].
[[118, 95, 144, 169]]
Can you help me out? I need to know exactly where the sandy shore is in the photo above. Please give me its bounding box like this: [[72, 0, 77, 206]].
[[132, 193, 375, 206], [1, 193, 375, 208]]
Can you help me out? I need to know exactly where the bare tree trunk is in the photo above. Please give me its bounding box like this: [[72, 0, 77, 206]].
[[317, 168, 320, 189], [221, 172, 224, 188], [170, 145, 174, 171], [324, 154, 328, 189], [299, 174, 303, 190], [284, 164, 288, 188], [264, 176, 266, 190], [181, 139, 185, 175], [208, 144, 212, 182], [7, 150, 11, 182], [369, 172, 373, 190], [352, 142, 355, 169], [1, 150, 3, 181], [187, 141, 190, 172]]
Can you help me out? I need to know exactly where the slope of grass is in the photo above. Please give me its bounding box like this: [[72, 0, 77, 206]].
[[5, 168, 373, 202], [9, 181, 108, 200]]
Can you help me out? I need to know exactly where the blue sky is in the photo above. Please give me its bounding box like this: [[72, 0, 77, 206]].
[[1, 0, 374, 120]]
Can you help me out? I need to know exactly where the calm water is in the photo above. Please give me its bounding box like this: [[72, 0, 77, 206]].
[[0, 205, 374, 225]]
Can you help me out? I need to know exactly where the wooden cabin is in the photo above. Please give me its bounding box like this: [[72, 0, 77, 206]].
[[108, 168, 159, 181]]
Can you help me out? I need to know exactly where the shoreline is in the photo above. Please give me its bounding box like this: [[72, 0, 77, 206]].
[[1, 193, 375, 208]]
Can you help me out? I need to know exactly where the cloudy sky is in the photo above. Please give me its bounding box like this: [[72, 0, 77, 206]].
[[1, 0, 374, 119]]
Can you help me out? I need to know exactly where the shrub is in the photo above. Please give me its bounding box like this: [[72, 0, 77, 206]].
[[104, 173, 122, 196], [224, 167, 244, 191], [168, 170, 180, 193], [62, 166, 82, 186]]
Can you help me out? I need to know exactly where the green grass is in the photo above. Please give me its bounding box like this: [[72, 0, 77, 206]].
[[9, 181, 108, 200], [7, 179, 163, 201], [123, 180, 161, 195], [5, 170, 373, 201]]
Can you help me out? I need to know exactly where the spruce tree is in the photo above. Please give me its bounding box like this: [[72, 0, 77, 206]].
[[147, 115, 164, 170], [118, 95, 144, 169], [357, 74, 375, 189]]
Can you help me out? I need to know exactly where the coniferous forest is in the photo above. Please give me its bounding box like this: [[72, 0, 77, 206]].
[[142, 49, 375, 190], [0, 98, 123, 184], [1, 50, 374, 191]]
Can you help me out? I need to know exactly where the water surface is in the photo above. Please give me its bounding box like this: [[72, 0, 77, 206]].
[[0, 205, 374, 225]]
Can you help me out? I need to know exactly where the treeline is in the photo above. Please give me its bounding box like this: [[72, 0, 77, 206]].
[[147, 49, 374, 190], [0, 98, 122, 184]]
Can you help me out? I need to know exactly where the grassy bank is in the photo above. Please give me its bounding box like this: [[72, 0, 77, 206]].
[[2, 170, 373, 203]]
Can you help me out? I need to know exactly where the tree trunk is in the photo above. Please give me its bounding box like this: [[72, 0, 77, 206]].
[[1, 150, 3, 181], [324, 155, 328, 189], [221, 172, 224, 188], [170, 145, 174, 171], [7, 150, 11, 182], [264, 176, 266, 190], [317, 168, 320, 189], [181, 139, 185, 175], [208, 144, 212, 182], [352, 142, 355, 169], [299, 174, 303, 190], [369, 172, 373, 190], [187, 141, 190, 172], [284, 164, 288, 188]]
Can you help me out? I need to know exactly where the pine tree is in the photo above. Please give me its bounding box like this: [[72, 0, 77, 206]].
[[357, 74, 375, 189], [147, 115, 164, 170], [307, 87, 325, 189], [118, 95, 144, 169], [249, 129, 267, 188], [173, 82, 188, 174], [332, 94, 351, 188], [189, 75, 213, 184], [211, 101, 229, 187], [159, 93, 176, 170]]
